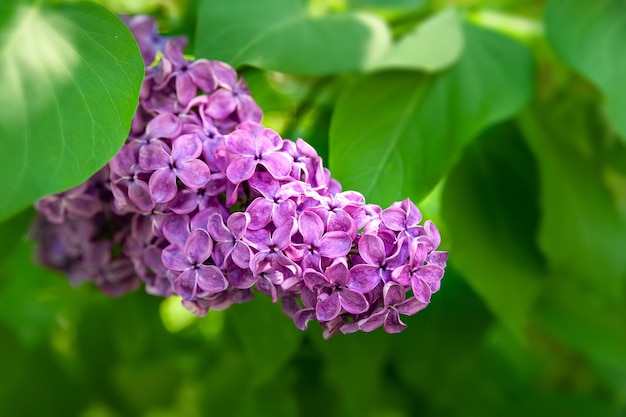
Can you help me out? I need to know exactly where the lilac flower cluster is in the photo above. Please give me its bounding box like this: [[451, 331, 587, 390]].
[[30, 16, 447, 337]]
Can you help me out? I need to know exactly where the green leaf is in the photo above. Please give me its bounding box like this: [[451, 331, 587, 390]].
[[195, 0, 391, 75], [0, 2, 143, 221], [228, 295, 303, 384], [370, 8, 464, 72], [536, 278, 626, 373], [545, 0, 626, 141], [441, 123, 545, 341], [348, 0, 426, 10], [518, 105, 626, 298], [329, 23, 532, 206]]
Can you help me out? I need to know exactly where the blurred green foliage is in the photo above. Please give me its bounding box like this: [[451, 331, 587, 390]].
[[2, 0, 626, 416]]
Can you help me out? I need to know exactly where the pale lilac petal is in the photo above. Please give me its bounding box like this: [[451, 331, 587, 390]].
[[273, 200, 297, 228], [403, 198, 422, 227], [384, 309, 407, 333], [149, 168, 178, 203], [167, 189, 198, 214], [299, 211, 324, 244], [390, 265, 411, 286], [227, 212, 248, 239], [174, 270, 197, 300], [246, 198, 273, 230], [411, 277, 432, 303], [210, 61, 238, 87], [294, 309, 316, 330], [188, 60, 216, 92], [303, 269, 327, 291], [162, 214, 190, 246], [109, 145, 136, 175], [184, 229, 212, 263], [172, 134, 203, 161], [318, 231, 352, 258], [248, 172, 279, 198], [196, 265, 228, 293], [161, 245, 189, 271], [176, 73, 196, 106], [348, 264, 381, 293], [139, 143, 170, 170], [359, 308, 387, 332], [226, 129, 256, 155], [327, 210, 357, 238], [384, 282, 405, 306], [226, 156, 257, 183], [226, 265, 256, 289], [207, 213, 231, 242], [236, 93, 263, 122], [324, 259, 350, 287], [316, 292, 341, 322], [415, 265, 444, 283], [231, 243, 252, 269], [206, 88, 238, 119], [259, 152, 292, 179], [338, 289, 368, 314], [177, 159, 211, 188], [128, 181, 154, 212], [427, 251, 448, 269], [424, 220, 441, 248], [396, 297, 427, 316], [380, 206, 406, 231], [358, 234, 386, 266], [146, 112, 182, 139], [272, 221, 293, 250]]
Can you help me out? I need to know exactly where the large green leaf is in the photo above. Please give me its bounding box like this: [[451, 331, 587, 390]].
[[329, 23, 532, 206], [370, 8, 464, 72], [195, 0, 391, 75], [545, 0, 626, 141], [518, 104, 626, 298], [441, 123, 545, 340], [0, 2, 143, 221]]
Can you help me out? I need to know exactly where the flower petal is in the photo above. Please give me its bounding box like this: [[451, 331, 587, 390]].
[[316, 292, 341, 322], [358, 233, 386, 266], [207, 213, 231, 242], [259, 152, 292, 179], [174, 269, 197, 300], [177, 159, 211, 188], [196, 265, 228, 293], [411, 277, 432, 304], [139, 142, 171, 170], [348, 264, 381, 293], [184, 229, 212, 264], [415, 264, 444, 283], [161, 244, 189, 271], [358, 308, 386, 332], [318, 231, 352, 258], [162, 214, 190, 246], [226, 156, 257, 183], [299, 210, 324, 244], [246, 197, 273, 230], [172, 134, 203, 161], [149, 168, 178, 203], [383, 309, 407, 334], [338, 289, 369, 314]]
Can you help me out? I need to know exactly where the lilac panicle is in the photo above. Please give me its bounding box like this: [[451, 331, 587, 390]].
[[30, 15, 448, 337]]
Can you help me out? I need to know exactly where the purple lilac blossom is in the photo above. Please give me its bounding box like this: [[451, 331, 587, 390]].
[[30, 15, 447, 337]]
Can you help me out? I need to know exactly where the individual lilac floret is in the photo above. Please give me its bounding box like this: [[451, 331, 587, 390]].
[[357, 282, 428, 334], [139, 134, 211, 203], [162, 228, 228, 300]]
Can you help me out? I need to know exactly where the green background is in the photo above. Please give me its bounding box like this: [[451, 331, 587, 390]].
[[2, 0, 626, 416]]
